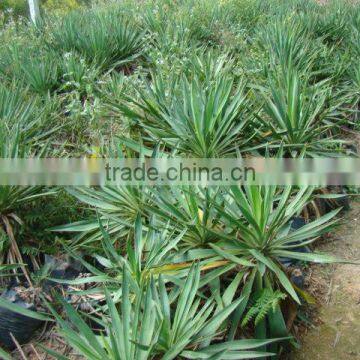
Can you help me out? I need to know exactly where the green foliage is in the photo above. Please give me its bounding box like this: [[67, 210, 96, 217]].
[[0, 45, 61, 95], [210, 185, 341, 303], [0, 0, 28, 19], [42, 0, 82, 14], [16, 190, 86, 253], [0, 0, 359, 356], [0, 82, 56, 282], [145, 187, 221, 247], [46, 263, 278, 360], [0, 82, 35, 129], [51, 186, 147, 248], [0, 82, 53, 153], [305, 5, 350, 45], [242, 289, 287, 327], [118, 68, 249, 158], [257, 67, 343, 156], [258, 18, 314, 74], [48, 7, 144, 71], [60, 52, 100, 94]]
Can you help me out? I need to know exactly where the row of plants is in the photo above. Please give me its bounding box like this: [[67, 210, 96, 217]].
[[0, 184, 344, 358], [0, 0, 359, 358]]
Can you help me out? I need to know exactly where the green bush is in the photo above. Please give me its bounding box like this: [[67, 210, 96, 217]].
[[42, 0, 82, 13], [49, 7, 144, 71], [0, 0, 28, 18]]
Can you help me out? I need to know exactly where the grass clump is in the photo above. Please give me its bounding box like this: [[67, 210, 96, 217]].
[[48, 7, 144, 72]]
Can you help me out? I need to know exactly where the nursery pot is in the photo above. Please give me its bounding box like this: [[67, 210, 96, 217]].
[[0, 289, 44, 350]]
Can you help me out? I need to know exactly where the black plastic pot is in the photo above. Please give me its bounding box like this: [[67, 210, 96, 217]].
[[290, 268, 305, 289], [290, 217, 306, 230], [0, 256, 83, 350], [316, 187, 351, 215], [0, 289, 44, 350], [42, 255, 82, 293], [334, 194, 351, 211]]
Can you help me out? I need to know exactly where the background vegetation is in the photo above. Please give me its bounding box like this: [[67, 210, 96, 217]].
[[0, 0, 359, 358]]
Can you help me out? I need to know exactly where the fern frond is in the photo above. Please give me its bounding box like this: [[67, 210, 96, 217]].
[[242, 288, 287, 327]]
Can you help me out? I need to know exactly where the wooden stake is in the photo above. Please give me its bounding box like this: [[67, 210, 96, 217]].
[[28, 0, 40, 25]]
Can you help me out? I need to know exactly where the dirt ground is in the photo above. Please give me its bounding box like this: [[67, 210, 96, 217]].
[[292, 200, 360, 359]]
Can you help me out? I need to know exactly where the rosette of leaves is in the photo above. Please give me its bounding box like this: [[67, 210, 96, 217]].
[[45, 263, 281, 360]]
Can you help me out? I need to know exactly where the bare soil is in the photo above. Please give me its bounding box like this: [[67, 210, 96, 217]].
[[292, 200, 360, 359]]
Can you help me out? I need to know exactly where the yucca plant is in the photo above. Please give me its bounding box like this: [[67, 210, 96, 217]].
[[0, 83, 60, 150], [142, 3, 198, 69], [184, 184, 350, 344], [46, 264, 279, 360], [137, 185, 343, 321], [56, 214, 187, 293], [118, 72, 249, 158], [207, 185, 342, 304], [256, 67, 345, 156], [258, 18, 316, 74], [145, 186, 222, 247], [137, 185, 346, 335], [186, 50, 238, 83], [52, 186, 148, 248], [49, 8, 144, 71], [55, 212, 247, 314], [347, 62, 360, 124], [347, 25, 360, 124], [0, 45, 61, 95], [60, 52, 100, 96], [46, 268, 161, 360], [305, 6, 350, 45], [0, 83, 55, 285], [0, 82, 36, 125]]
